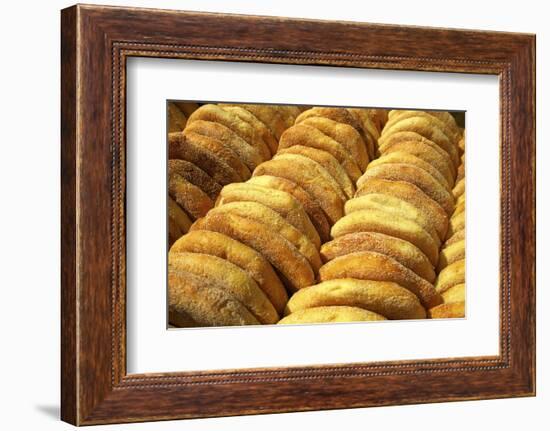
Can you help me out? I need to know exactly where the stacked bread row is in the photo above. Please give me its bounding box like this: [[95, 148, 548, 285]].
[[281, 110, 462, 323], [167, 103, 301, 247], [169, 107, 386, 327], [430, 135, 466, 318]]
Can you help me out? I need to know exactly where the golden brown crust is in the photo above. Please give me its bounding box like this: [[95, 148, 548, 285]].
[[444, 228, 465, 247], [223, 104, 289, 141], [168, 159, 221, 201], [216, 182, 321, 249], [253, 158, 344, 225], [168, 196, 192, 235], [168, 132, 242, 185], [191, 212, 315, 292], [277, 146, 355, 199], [170, 231, 287, 314], [168, 269, 260, 327], [278, 124, 362, 182], [378, 131, 460, 168], [168, 102, 187, 132], [168, 172, 213, 220], [247, 175, 331, 243], [346, 108, 378, 158], [358, 163, 455, 216], [447, 210, 465, 240], [453, 177, 465, 199], [380, 116, 458, 163], [385, 111, 459, 145], [168, 215, 183, 249], [169, 252, 278, 324], [437, 240, 466, 272], [330, 209, 440, 267], [182, 130, 251, 180], [344, 193, 441, 244], [299, 116, 369, 171], [187, 104, 272, 160], [428, 301, 465, 319], [321, 232, 435, 283], [278, 306, 386, 324], [184, 120, 264, 171], [319, 251, 442, 308], [295, 107, 374, 159], [221, 106, 278, 155], [441, 283, 465, 303], [208, 202, 322, 272], [285, 279, 426, 320], [355, 178, 448, 241], [383, 141, 455, 188], [172, 102, 200, 117], [435, 259, 465, 294]]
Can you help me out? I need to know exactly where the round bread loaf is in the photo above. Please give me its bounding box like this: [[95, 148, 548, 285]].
[[319, 251, 442, 308], [278, 306, 386, 324], [285, 278, 426, 320]]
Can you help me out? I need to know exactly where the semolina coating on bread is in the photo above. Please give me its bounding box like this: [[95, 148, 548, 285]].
[[435, 259, 465, 294], [169, 252, 278, 324], [429, 301, 465, 319], [170, 231, 287, 314], [385, 111, 459, 146], [299, 116, 369, 171], [453, 177, 465, 199], [187, 104, 272, 160], [253, 157, 344, 225], [285, 278, 426, 320], [378, 131, 459, 169], [278, 306, 386, 325], [356, 178, 448, 240], [437, 239, 465, 273], [370, 151, 451, 191], [168, 270, 260, 327], [347, 108, 380, 150], [168, 173, 213, 220], [441, 283, 465, 303], [184, 120, 264, 171], [358, 163, 455, 216], [221, 104, 289, 140], [168, 159, 222, 201], [168, 132, 242, 186], [277, 146, 355, 199], [247, 175, 331, 243], [168, 102, 187, 132], [344, 194, 441, 244], [271, 153, 346, 202], [444, 228, 465, 247], [382, 140, 455, 187], [221, 106, 278, 155], [167, 197, 192, 246], [191, 212, 315, 292], [173, 102, 200, 117], [295, 107, 374, 160], [168, 216, 183, 249], [320, 232, 435, 283], [330, 209, 440, 267], [319, 251, 442, 308], [216, 182, 320, 249], [278, 124, 362, 181], [208, 201, 322, 272], [446, 210, 465, 240], [182, 130, 251, 180], [380, 116, 457, 163]]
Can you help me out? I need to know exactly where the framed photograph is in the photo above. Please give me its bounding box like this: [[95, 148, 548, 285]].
[[61, 4, 536, 425]]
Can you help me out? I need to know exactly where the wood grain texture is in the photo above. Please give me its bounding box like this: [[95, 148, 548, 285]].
[[60, 4, 536, 425]]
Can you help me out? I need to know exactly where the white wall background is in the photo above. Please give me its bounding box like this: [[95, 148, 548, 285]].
[[0, 0, 546, 429]]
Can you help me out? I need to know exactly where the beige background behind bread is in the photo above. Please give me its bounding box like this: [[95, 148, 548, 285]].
[[0, 0, 546, 429]]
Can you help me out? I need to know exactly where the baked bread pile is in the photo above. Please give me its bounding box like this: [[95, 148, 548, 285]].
[[167, 103, 302, 247], [430, 135, 466, 318], [170, 106, 387, 326], [167, 104, 467, 327], [281, 110, 464, 324]]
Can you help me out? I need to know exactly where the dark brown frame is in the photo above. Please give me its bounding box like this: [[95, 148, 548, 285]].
[[61, 4, 536, 425]]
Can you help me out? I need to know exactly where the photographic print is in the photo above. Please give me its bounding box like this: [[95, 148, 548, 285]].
[[167, 103, 466, 327]]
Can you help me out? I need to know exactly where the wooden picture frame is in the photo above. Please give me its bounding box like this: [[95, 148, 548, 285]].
[[61, 4, 536, 425]]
